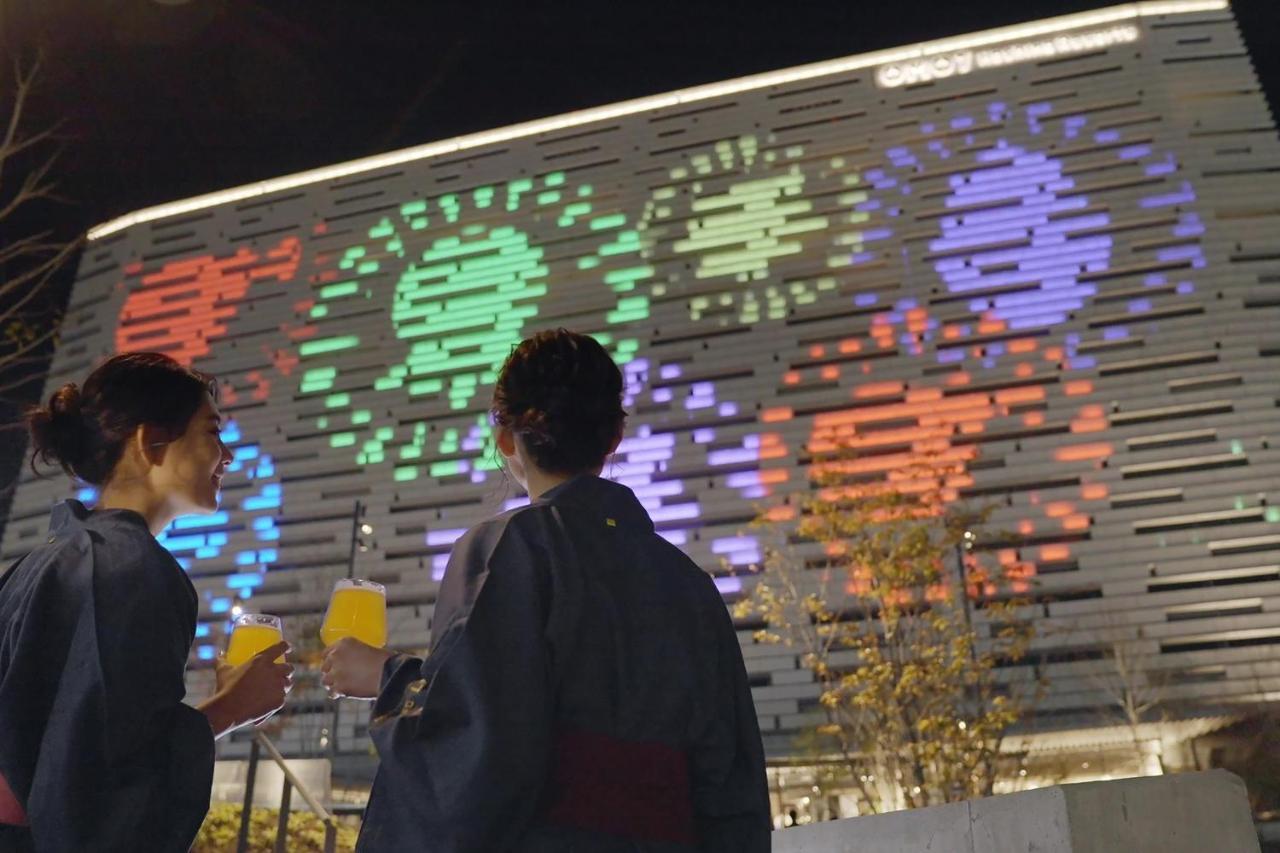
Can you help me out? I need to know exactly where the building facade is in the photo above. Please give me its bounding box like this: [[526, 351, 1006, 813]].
[[3, 0, 1277, 798]]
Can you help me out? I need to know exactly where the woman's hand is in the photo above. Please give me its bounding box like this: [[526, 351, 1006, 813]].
[[321, 637, 394, 701], [200, 641, 294, 738], [213, 654, 235, 693]]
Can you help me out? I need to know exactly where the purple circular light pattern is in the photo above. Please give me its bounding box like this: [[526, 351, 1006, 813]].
[[934, 141, 1111, 332], [875, 101, 1207, 370]]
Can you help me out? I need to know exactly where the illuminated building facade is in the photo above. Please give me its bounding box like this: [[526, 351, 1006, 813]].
[[4, 1, 1278, 784]]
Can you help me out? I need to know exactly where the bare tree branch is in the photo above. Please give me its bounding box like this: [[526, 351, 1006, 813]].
[[0, 54, 43, 192], [0, 55, 80, 412], [0, 352, 64, 372], [0, 230, 60, 266], [0, 238, 81, 309], [0, 323, 63, 379], [0, 122, 64, 169], [0, 150, 61, 221]]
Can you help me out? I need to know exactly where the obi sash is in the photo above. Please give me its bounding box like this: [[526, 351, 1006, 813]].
[[544, 730, 694, 844], [0, 770, 27, 827]]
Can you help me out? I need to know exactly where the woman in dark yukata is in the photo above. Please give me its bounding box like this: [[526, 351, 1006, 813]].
[[0, 353, 294, 853], [322, 328, 772, 851]]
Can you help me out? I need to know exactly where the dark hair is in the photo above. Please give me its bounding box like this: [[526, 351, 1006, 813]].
[[27, 352, 217, 486], [491, 328, 626, 475]]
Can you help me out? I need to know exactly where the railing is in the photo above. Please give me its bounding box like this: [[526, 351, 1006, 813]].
[[236, 732, 339, 853]]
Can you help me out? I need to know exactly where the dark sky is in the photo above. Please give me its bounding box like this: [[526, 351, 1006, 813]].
[[6, 0, 1279, 236]]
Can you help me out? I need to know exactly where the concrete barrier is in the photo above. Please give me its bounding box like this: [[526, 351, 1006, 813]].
[[211, 757, 332, 812], [771, 770, 1259, 852]]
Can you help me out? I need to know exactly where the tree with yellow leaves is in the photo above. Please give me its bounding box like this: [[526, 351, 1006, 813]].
[[737, 450, 1038, 814]]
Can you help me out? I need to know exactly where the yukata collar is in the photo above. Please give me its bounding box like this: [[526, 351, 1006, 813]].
[[535, 474, 655, 534]]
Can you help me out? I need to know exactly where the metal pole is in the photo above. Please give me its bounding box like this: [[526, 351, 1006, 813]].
[[329, 701, 341, 765], [273, 778, 292, 853], [954, 542, 974, 635], [346, 499, 361, 579], [254, 732, 335, 820], [236, 737, 261, 853], [248, 733, 341, 853], [955, 539, 981, 720], [331, 500, 362, 764]]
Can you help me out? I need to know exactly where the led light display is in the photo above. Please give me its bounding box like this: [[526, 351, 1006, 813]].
[[6, 1, 1280, 750]]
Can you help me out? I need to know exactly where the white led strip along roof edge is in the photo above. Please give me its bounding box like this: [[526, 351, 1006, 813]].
[[86, 0, 1229, 242]]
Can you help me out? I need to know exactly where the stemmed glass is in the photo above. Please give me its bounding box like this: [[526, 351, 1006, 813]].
[[320, 578, 388, 648], [225, 613, 285, 665]]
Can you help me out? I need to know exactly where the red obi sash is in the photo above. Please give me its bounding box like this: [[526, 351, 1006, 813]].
[[0, 770, 27, 827], [544, 730, 694, 844]]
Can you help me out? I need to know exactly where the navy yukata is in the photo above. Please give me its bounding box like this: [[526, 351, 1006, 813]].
[[0, 501, 214, 853], [359, 475, 771, 852]]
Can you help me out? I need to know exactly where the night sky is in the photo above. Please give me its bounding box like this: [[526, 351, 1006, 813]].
[[0, 0, 1277, 509], [8, 0, 1279, 235]]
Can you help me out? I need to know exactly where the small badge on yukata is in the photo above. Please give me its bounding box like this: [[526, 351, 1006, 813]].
[[400, 678, 429, 717]]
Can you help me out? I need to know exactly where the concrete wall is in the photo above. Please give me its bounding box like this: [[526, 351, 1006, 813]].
[[211, 757, 331, 812], [772, 770, 1260, 853]]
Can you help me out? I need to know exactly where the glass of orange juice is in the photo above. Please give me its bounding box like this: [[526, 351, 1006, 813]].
[[320, 578, 387, 648], [225, 613, 285, 666]]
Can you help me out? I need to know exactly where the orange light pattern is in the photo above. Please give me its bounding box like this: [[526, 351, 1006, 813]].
[[116, 238, 302, 366], [795, 302, 1120, 590], [1054, 442, 1114, 462], [1080, 482, 1109, 501]]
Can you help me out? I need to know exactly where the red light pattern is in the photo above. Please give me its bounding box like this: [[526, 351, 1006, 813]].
[[798, 305, 1115, 586], [116, 237, 302, 366]]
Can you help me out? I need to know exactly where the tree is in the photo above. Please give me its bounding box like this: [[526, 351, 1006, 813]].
[[193, 803, 358, 853], [0, 56, 83, 421], [1086, 620, 1169, 774], [0, 55, 84, 520], [736, 450, 1037, 814]]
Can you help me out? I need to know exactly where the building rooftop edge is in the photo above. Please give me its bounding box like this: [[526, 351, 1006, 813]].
[[86, 0, 1229, 242]]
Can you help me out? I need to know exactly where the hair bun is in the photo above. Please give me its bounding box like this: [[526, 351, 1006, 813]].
[[27, 382, 88, 473], [520, 407, 557, 448], [49, 382, 83, 419], [492, 329, 626, 474]]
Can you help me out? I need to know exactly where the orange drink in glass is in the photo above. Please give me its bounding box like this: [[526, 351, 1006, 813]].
[[320, 578, 387, 648], [225, 613, 285, 665]]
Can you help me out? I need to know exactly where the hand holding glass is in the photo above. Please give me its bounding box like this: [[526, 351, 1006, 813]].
[[320, 578, 388, 648], [225, 613, 286, 666]]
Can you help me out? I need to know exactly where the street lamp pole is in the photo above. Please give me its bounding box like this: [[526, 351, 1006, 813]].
[[330, 500, 365, 765], [954, 530, 977, 636], [346, 500, 363, 579]]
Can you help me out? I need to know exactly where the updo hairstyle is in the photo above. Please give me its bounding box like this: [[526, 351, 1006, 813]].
[[27, 352, 217, 486], [491, 329, 626, 475]]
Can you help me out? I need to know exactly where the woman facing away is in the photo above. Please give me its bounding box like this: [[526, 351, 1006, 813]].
[[322, 328, 772, 852], [0, 352, 294, 853]]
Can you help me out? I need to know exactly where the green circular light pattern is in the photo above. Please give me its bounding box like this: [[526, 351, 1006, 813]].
[[297, 172, 651, 481], [638, 135, 868, 325]]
